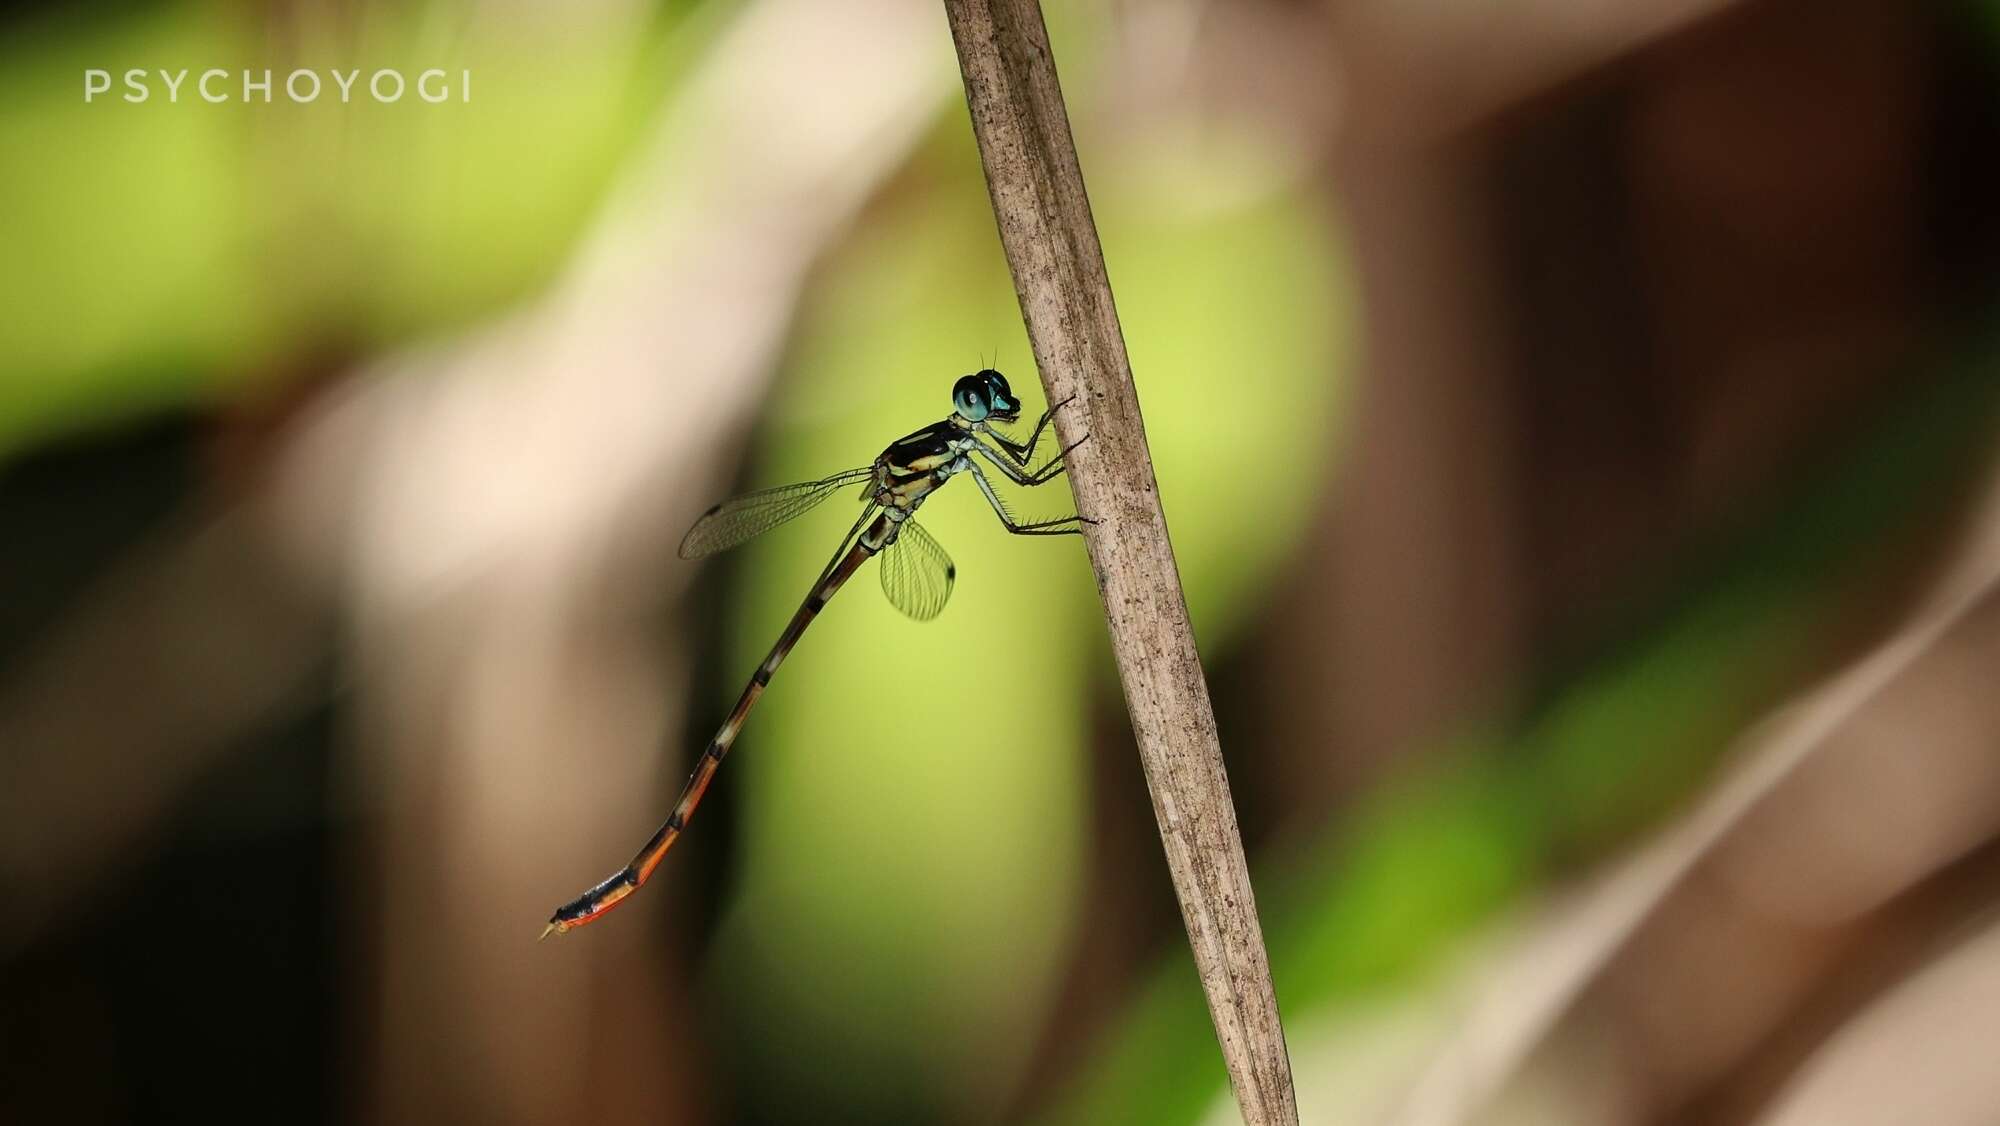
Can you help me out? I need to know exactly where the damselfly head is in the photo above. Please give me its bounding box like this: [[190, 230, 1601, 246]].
[[953, 369, 1021, 423]]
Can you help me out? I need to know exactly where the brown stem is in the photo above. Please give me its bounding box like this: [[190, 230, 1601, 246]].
[[939, 3, 1300, 1122]]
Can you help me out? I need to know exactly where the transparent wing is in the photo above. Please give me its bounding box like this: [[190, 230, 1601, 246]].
[[878, 518, 955, 622], [678, 467, 874, 559]]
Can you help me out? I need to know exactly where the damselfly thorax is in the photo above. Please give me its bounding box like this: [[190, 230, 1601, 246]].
[[864, 418, 984, 535], [542, 369, 1091, 939]]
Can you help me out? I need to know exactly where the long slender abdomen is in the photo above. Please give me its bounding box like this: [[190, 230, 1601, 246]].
[[542, 530, 880, 937]]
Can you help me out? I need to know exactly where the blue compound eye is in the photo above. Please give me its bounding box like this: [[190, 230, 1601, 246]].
[[952, 374, 993, 420]]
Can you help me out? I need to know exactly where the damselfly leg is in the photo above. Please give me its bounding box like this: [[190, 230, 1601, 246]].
[[984, 394, 1074, 468], [967, 421, 1094, 536]]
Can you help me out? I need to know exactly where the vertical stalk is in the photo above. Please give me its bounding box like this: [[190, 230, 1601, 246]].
[[939, 3, 1300, 1122]]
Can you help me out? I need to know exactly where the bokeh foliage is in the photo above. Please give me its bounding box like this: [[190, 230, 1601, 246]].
[[10, 1, 2000, 1123], [1047, 340, 2000, 1124], [0, 0, 664, 454]]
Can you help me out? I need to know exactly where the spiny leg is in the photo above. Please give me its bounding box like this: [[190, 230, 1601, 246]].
[[986, 396, 1069, 466], [987, 394, 1076, 468], [1004, 516, 1090, 536], [972, 432, 1089, 488], [966, 461, 1094, 537]]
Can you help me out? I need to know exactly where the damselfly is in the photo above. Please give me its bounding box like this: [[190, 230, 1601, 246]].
[[542, 369, 1087, 938]]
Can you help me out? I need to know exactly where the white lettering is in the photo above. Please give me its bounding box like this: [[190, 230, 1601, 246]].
[[85, 67, 466, 107], [369, 69, 403, 103]]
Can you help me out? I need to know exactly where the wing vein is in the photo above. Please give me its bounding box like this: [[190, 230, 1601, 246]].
[[678, 466, 873, 559], [879, 519, 955, 621]]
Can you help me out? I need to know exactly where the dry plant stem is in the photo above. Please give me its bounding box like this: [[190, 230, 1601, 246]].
[[941, 3, 1300, 1123]]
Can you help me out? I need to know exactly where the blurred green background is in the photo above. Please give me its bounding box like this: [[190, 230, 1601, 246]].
[[5, 2, 2000, 1124]]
